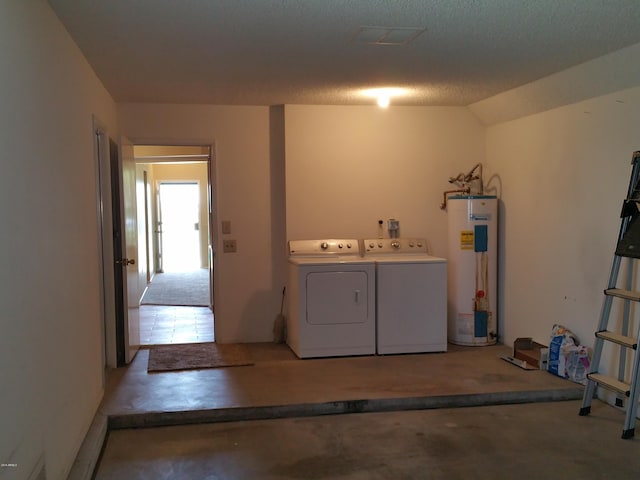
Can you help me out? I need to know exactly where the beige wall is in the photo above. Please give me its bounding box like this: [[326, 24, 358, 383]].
[[150, 162, 210, 270], [284, 105, 486, 258], [117, 104, 486, 347], [485, 86, 640, 387], [0, 1, 117, 478], [110, 91, 640, 422]]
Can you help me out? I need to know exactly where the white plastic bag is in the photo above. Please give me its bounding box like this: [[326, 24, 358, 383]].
[[548, 324, 590, 384]]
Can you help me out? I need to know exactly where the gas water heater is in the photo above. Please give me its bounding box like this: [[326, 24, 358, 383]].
[[447, 195, 498, 346]]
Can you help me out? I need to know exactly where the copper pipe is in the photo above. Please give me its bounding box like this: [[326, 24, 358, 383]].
[[449, 163, 484, 194], [440, 188, 470, 210]]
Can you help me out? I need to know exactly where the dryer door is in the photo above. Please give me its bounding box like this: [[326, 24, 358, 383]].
[[306, 271, 368, 325]]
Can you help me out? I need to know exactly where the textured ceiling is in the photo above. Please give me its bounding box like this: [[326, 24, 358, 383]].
[[48, 0, 640, 107]]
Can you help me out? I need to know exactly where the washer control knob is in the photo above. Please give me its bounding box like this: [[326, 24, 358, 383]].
[[391, 241, 400, 249], [369, 242, 375, 248], [347, 243, 352, 248], [409, 241, 414, 247], [378, 242, 383, 248], [320, 242, 329, 250], [338, 243, 343, 248], [417, 242, 423, 247]]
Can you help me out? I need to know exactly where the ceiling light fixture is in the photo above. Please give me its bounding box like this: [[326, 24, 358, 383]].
[[362, 87, 408, 108], [377, 95, 390, 108]]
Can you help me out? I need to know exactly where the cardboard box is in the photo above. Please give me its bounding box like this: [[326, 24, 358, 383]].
[[513, 337, 549, 370]]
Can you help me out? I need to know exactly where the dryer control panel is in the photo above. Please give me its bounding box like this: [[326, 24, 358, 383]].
[[289, 239, 360, 256], [363, 238, 428, 254]]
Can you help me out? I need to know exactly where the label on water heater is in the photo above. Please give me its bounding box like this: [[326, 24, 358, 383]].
[[470, 213, 492, 221], [460, 231, 474, 250]]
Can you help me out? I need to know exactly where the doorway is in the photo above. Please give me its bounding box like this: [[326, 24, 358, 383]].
[[158, 182, 201, 272], [135, 146, 215, 346]]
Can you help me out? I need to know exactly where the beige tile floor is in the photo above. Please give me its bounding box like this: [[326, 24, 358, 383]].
[[139, 305, 214, 345]]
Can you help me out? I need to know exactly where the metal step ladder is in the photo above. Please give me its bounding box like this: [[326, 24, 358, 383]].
[[579, 151, 640, 439]]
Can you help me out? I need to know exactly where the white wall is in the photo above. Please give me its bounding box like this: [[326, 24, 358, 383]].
[[117, 104, 286, 344], [284, 105, 486, 258], [0, 1, 117, 479], [485, 86, 640, 380]]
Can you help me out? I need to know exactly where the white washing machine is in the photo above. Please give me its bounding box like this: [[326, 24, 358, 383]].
[[363, 238, 447, 355], [287, 239, 376, 358]]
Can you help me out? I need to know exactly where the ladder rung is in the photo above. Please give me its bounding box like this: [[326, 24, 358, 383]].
[[596, 331, 638, 349], [605, 288, 640, 302], [588, 373, 631, 396]]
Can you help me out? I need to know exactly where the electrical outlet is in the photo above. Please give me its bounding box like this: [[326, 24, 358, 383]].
[[223, 239, 237, 253]]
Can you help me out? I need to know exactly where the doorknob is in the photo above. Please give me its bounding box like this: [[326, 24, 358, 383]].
[[116, 258, 136, 266]]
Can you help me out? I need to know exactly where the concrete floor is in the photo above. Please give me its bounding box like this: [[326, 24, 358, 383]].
[[84, 343, 639, 479], [96, 400, 640, 479], [100, 343, 582, 428]]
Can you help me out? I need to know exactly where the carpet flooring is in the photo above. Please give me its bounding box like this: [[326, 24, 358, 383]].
[[141, 269, 210, 306]]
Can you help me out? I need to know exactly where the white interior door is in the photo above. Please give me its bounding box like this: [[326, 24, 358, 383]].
[[120, 136, 140, 363]]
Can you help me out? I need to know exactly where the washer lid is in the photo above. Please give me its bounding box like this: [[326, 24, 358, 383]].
[[373, 255, 446, 264]]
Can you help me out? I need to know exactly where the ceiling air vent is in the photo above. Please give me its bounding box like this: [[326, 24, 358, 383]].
[[350, 26, 426, 46]]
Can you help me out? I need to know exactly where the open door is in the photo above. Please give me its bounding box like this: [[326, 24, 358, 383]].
[[110, 136, 141, 365]]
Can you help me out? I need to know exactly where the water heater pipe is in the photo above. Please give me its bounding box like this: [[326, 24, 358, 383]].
[[440, 187, 470, 210], [440, 163, 484, 210]]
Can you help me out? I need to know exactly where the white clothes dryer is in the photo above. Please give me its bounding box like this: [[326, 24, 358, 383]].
[[363, 238, 447, 355], [287, 239, 376, 358]]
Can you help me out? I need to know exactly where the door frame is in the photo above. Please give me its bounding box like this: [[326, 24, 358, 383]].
[[93, 117, 118, 369]]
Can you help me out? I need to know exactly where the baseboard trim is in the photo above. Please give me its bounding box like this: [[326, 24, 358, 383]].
[[66, 412, 108, 480]]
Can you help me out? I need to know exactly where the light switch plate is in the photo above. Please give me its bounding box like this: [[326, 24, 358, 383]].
[[222, 220, 231, 234]]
